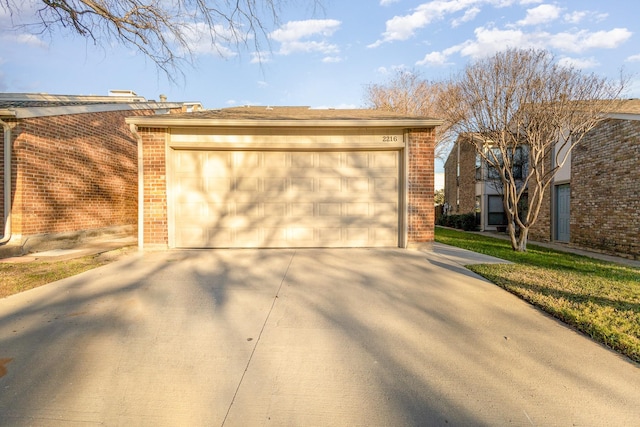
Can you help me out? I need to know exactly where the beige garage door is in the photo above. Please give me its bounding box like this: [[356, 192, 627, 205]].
[[171, 150, 400, 248]]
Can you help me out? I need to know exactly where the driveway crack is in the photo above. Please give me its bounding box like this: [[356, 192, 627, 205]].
[[221, 250, 296, 426]]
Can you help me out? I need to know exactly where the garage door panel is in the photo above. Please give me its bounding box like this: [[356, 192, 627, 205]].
[[173, 150, 399, 248]]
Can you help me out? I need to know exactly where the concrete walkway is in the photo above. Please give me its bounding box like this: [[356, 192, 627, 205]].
[[0, 248, 638, 426]]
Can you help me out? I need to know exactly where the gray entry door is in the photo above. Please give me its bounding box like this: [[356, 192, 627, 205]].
[[556, 184, 570, 242]]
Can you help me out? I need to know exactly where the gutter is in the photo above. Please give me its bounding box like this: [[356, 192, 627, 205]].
[[129, 124, 144, 250], [125, 117, 444, 129], [0, 118, 12, 245]]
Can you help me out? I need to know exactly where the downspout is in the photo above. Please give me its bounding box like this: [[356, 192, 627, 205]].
[[0, 118, 12, 245], [129, 124, 144, 251]]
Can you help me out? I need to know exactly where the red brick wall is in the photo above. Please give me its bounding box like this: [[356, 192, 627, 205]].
[[140, 128, 169, 246], [5, 109, 157, 238], [407, 128, 436, 243]]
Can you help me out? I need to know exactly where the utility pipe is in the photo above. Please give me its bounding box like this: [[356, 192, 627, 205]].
[[0, 118, 12, 245], [129, 123, 144, 250]]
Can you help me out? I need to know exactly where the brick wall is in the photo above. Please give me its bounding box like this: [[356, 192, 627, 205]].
[[443, 138, 477, 214], [443, 146, 457, 211], [458, 140, 477, 214], [571, 118, 640, 258], [140, 128, 169, 246], [528, 156, 553, 243], [407, 128, 436, 243], [4, 109, 157, 240]]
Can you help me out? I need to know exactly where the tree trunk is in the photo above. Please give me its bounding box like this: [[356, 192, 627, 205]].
[[515, 226, 529, 252], [507, 222, 529, 252]]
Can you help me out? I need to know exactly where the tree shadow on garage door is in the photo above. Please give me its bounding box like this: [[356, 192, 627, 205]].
[[172, 150, 402, 249]]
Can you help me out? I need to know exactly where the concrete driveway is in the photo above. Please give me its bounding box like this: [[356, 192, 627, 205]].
[[0, 247, 638, 426]]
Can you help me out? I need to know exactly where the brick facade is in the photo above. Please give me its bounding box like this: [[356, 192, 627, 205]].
[[139, 128, 170, 246], [443, 138, 477, 214], [571, 118, 640, 258], [528, 156, 553, 243], [1, 109, 159, 251], [407, 128, 436, 243], [526, 117, 639, 259]]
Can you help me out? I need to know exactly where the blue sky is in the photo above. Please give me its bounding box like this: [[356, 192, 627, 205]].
[[1, 0, 639, 110]]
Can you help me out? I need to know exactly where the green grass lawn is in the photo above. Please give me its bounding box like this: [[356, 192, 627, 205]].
[[435, 227, 640, 363]]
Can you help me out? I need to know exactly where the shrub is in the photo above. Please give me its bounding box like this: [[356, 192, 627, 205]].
[[437, 213, 478, 231]]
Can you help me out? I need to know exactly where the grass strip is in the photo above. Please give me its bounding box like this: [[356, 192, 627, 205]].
[[0, 250, 128, 299]]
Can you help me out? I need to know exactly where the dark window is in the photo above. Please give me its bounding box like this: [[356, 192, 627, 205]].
[[485, 146, 528, 180], [488, 195, 507, 225]]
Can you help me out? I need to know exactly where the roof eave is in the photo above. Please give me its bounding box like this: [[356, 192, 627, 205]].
[[125, 117, 444, 128], [0, 109, 16, 118]]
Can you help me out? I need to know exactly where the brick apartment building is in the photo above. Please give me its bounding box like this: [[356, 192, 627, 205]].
[[126, 106, 441, 249], [0, 91, 190, 256], [529, 99, 640, 258], [444, 100, 640, 259]]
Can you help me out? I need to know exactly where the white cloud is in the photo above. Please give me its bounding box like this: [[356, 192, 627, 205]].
[[452, 7, 481, 27], [250, 51, 271, 64], [416, 50, 456, 66], [564, 10, 608, 24], [626, 54, 640, 62], [548, 28, 632, 53], [416, 25, 632, 67], [270, 19, 340, 42], [369, 1, 469, 46], [322, 56, 343, 63], [563, 10, 588, 24], [369, 0, 525, 48], [457, 26, 540, 59], [376, 64, 408, 75], [270, 19, 341, 56], [380, 0, 401, 5], [557, 56, 599, 69], [179, 22, 238, 58], [0, 33, 47, 48], [277, 40, 339, 55], [517, 4, 562, 26]]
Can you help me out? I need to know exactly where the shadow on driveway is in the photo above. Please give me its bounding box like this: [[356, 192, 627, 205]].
[[0, 248, 638, 426]]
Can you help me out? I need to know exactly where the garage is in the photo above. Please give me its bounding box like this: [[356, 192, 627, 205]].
[[171, 149, 399, 248], [127, 106, 439, 249]]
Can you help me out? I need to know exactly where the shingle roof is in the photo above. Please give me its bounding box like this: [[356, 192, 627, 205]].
[[0, 100, 113, 109], [603, 99, 640, 115], [159, 106, 439, 121]]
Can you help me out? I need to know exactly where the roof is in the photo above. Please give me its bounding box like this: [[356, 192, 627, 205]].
[[601, 99, 640, 116], [126, 105, 443, 128], [0, 92, 187, 119]]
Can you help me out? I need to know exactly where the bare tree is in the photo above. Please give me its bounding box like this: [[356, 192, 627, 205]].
[[439, 48, 626, 252], [364, 69, 453, 159], [1, 0, 320, 78]]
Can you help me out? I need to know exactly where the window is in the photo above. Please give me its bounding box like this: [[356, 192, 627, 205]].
[[485, 146, 528, 180], [487, 148, 502, 180], [512, 146, 528, 180], [488, 195, 507, 225]]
